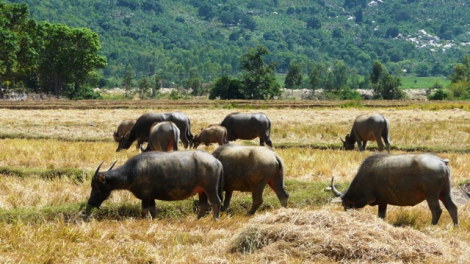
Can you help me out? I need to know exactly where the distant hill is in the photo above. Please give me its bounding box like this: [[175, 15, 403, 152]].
[[6, 0, 470, 87]]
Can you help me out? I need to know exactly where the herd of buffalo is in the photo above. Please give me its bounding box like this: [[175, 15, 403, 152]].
[[86, 111, 458, 226]]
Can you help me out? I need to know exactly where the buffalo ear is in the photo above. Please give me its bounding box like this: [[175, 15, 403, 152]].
[[98, 174, 106, 184], [345, 134, 350, 141]]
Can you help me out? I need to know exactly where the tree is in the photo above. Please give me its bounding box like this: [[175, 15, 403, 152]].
[[0, 2, 44, 92], [38, 23, 107, 98], [284, 61, 303, 88], [138, 76, 151, 99], [332, 60, 349, 90], [153, 74, 162, 98], [209, 75, 244, 100], [370, 60, 385, 85], [307, 16, 322, 30], [308, 62, 327, 90], [374, 73, 404, 99], [239, 45, 281, 99], [122, 64, 134, 99]]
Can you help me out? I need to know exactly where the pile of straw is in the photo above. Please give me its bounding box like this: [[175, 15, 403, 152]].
[[229, 208, 442, 262]]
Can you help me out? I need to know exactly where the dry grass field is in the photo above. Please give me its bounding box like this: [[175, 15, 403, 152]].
[[1, 100, 470, 263]]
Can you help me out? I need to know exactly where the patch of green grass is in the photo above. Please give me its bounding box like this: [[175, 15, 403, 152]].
[[0, 179, 333, 223], [0, 132, 111, 142], [0, 166, 90, 182], [400, 76, 451, 89]]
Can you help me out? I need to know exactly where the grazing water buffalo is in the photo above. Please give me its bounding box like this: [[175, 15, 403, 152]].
[[116, 112, 193, 151], [330, 153, 458, 225], [212, 144, 289, 214], [193, 125, 228, 149], [341, 114, 390, 153], [142, 121, 180, 152], [220, 112, 272, 147], [86, 151, 223, 219], [113, 119, 136, 143]]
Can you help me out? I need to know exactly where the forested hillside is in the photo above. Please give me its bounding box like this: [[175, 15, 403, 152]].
[[5, 0, 470, 88]]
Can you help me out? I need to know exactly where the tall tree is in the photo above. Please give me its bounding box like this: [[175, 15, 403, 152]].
[[239, 45, 281, 99], [138, 76, 151, 99], [284, 60, 303, 88], [122, 64, 134, 99], [308, 62, 327, 90], [0, 2, 44, 92], [38, 23, 107, 97]]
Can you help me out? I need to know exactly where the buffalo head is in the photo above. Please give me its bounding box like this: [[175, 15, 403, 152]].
[[341, 134, 355, 150], [116, 132, 133, 152], [330, 177, 357, 211], [86, 161, 117, 215]]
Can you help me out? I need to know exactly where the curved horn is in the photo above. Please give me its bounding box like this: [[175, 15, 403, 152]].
[[108, 161, 118, 171], [94, 161, 105, 177], [330, 177, 343, 197], [340, 137, 345, 143]]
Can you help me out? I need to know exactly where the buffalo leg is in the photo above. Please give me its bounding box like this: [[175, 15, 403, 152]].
[[221, 190, 233, 211], [356, 140, 364, 151], [259, 137, 265, 146], [426, 196, 443, 225], [268, 176, 289, 208], [248, 185, 265, 215], [206, 191, 221, 220], [137, 139, 145, 151], [197, 192, 209, 219], [141, 200, 157, 219], [440, 186, 459, 225], [382, 130, 391, 153], [265, 138, 273, 148], [375, 132, 385, 152], [377, 204, 388, 219], [362, 141, 368, 151]]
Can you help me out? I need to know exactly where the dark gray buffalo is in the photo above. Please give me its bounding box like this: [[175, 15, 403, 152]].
[[86, 151, 223, 219], [220, 112, 272, 147], [193, 125, 228, 149], [341, 114, 390, 153], [113, 119, 136, 143], [212, 144, 289, 214], [116, 112, 193, 151], [330, 153, 458, 225], [142, 121, 180, 152]]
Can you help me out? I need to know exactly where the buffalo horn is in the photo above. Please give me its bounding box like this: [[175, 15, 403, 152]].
[[108, 161, 118, 171], [340, 137, 345, 143], [94, 161, 105, 178], [330, 177, 343, 197]]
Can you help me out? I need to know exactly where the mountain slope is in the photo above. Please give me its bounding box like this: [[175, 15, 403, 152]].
[[6, 0, 470, 86]]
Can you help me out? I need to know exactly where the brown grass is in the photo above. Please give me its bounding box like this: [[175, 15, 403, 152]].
[[1, 103, 470, 263]]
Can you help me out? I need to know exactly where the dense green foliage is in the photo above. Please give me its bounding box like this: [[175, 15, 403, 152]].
[[4, 0, 470, 90], [210, 45, 281, 99], [0, 1, 106, 98]]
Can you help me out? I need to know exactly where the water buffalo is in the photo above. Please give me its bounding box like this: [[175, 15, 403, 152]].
[[330, 153, 458, 225], [86, 151, 223, 219], [116, 112, 193, 151], [341, 114, 390, 153], [142, 121, 180, 152], [193, 125, 228, 149], [113, 119, 136, 143], [212, 144, 289, 214], [220, 112, 272, 148]]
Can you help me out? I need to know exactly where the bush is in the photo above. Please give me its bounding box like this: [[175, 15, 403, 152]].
[[428, 88, 449, 100]]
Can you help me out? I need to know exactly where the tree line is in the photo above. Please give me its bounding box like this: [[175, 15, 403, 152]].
[[0, 1, 106, 99], [7, 0, 470, 90]]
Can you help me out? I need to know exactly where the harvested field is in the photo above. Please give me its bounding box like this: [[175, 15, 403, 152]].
[[1, 100, 470, 263]]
